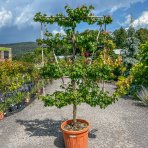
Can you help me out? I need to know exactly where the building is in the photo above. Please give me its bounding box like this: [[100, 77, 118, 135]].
[[113, 49, 123, 55], [0, 47, 12, 62]]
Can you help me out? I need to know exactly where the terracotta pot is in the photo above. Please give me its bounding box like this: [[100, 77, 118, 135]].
[[61, 119, 89, 148], [0, 112, 4, 120]]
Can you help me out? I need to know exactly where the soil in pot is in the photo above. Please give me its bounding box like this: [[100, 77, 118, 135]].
[[64, 121, 88, 131]]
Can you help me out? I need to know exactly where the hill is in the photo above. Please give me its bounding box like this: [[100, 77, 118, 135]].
[[0, 42, 38, 57]]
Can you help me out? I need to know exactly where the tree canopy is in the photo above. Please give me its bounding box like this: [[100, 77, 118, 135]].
[[136, 28, 148, 44], [121, 26, 140, 71], [113, 27, 127, 49]]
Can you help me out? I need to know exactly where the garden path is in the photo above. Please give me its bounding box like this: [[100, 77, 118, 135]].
[[0, 79, 148, 148]]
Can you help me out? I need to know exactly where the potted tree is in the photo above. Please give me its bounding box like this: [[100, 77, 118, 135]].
[[34, 5, 120, 148]]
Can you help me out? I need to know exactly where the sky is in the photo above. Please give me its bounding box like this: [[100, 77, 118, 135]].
[[0, 0, 148, 44]]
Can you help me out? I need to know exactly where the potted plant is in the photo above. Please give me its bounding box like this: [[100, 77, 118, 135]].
[[0, 61, 40, 115], [34, 5, 120, 148], [0, 100, 8, 120], [0, 103, 6, 120], [0, 111, 4, 120], [25, 92, 30, 103]]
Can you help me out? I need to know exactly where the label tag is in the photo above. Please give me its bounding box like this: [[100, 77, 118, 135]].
[[69, 135, 76, 138]]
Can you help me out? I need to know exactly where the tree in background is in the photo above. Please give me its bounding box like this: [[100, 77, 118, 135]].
[[121, 25, 140, 73], [131, 42, 148, 87], [122, 41, 148, 97], [14, 47, 52, 64], [136, 28, 148, 44], [113, 27, 127, 49]]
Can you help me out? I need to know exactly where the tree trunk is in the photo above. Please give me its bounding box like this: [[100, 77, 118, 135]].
[[102, 80, 105, 92], [102, 22, 107, 92], [72, 27, 77, 124], [72, 28, 76, 62], [73, 104, 77, 124]]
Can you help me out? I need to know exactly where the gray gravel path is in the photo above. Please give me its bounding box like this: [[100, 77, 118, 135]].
[[0, 79, 148, 148]]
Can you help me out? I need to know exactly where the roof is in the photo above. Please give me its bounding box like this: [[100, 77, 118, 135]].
[[113, 49, 123, 55], [0, 47, 10, 51]]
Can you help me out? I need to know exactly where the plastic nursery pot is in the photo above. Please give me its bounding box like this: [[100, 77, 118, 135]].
[[0, 112, 4, 120], [10, 105, 18, 112], [36, 89, 41, 95], [25, 98, 30, 103], [61, 119, 89, 148]]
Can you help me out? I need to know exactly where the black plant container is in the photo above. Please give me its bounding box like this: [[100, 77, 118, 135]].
[[10, 105, 18, 112], [17, 102, 25, 110]]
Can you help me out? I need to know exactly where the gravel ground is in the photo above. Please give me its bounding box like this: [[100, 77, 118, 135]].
[[0, 79, 148, 148]]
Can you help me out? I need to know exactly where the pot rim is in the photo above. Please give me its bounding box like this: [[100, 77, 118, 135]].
[[61, 119, 89, 134]]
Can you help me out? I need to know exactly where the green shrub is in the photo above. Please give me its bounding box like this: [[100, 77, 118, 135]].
[[137, 86, 148, 106]]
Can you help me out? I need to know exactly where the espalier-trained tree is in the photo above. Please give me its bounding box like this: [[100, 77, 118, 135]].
[[34, 5, 119, 126]]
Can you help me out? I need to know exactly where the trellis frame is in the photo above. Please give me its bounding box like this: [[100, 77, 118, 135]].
[[39, 15, 107, 65]]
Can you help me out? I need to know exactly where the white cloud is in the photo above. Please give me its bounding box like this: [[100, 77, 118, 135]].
[[124, 14, 132, 25], [0, 0, 146, 29], [93, 0, 145, 14], [52, 27, 66, 35], [133, 11, 148, 28], [124, 11, 148, 29], [14, 5, 35, 29], [0, 8, 12, 28], [0, 0, 147, 43], [109, 5, 121, 13]]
